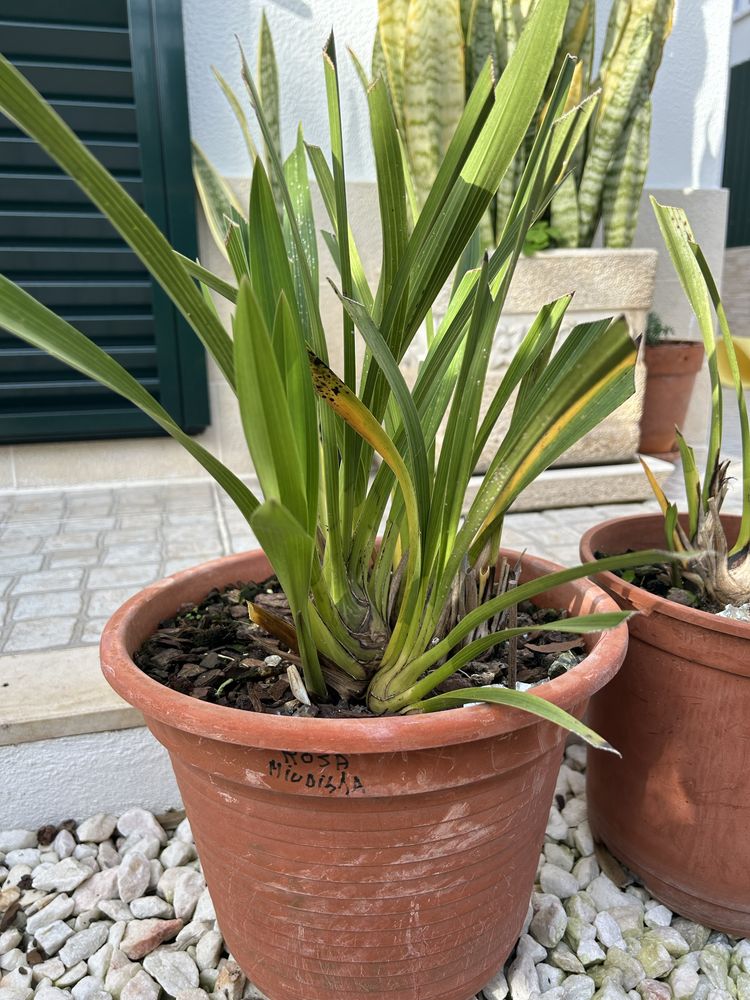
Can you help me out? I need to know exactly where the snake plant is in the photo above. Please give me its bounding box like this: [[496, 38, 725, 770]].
[[376, 0, 673, 248], [0, 0, 672, 740], [640, 200, 750, 609]]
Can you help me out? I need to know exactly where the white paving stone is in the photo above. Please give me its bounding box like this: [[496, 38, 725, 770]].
[[34, 922, 76, 957], [119, 972, 157, 1000], [27, 897, 76, 935], [115, 814, 166, 849], [0, 833, 36, 853], [116, 857, 149, 906], [76, 818, 117, 846], [142, 952, 198, 996], [32, 860, 93, 894], [59, 926, 111, 970]]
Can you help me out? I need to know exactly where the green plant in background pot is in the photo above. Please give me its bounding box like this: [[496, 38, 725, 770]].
[[580, 200, 750, 937], [374, 0, 674, 248], [370, 0, 672, 482], [644, 310, 672, 345], [0, 2, 676, 995]]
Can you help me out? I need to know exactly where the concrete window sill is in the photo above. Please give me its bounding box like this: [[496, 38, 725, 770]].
[[0, 644, 141, 748]]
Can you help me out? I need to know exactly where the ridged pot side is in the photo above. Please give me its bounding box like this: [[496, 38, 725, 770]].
[[580, 514, 750, 936], [638, 341, 704, 458], [101, 549, 627, 1000]]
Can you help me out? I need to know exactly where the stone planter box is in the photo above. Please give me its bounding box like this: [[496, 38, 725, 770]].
[[407, 248, 658, 475]]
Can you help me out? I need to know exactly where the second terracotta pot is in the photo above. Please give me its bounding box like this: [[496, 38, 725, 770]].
[[101, 548, 627, 1000], [580, 514, 750, 936], [638, 341, 704, 458]]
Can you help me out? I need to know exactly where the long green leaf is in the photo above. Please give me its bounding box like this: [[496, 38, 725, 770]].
[[379, 56, 496, 357], [335, 288, 430, 537], [405, 686, 619, 753], [283, 125, 319, 309], [323, 35, 355, 391], [247, 159, 298, 331], [308, 349, 422, 610], [176, 254, 238, 303], [690, 241, 750, 552], [468, 318, 637, 561], [323, 34, 359, 554], [242, 31, 351, 611], [240, 50, 352, 602], [192, 142, 244, 258], [249, 500, 326, 698], [352, 54, 576, 564], [401, 613, 631, 706], [0, 54, 236, 388], [240, 44, 327, 358], [368, 76, 409, 319], [211, 66, 259, 165], [427, 258, 497, 571], [473, 295, 571, 466], [234, 279, 307, 529], [306, 144, 374, 310], [675, 429, 700, 540], [406, 548, 681, 678], [258, 11, 283, 213], [0, 275, 258, 520], [271, 294, 319, 537], [651, 199, 722, 510]]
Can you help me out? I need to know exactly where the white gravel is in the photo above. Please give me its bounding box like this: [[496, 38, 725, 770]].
[[1, 745, 747, 1000]]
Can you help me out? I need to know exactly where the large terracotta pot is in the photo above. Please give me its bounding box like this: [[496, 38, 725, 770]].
[[580, 514, 750, 936], [638, 341, 704, 458], [101, 548, 627, 1000]]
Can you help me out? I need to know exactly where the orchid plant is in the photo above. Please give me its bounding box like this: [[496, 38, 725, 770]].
[[639, 201, 750, 609], [0, 0, 671, 746]]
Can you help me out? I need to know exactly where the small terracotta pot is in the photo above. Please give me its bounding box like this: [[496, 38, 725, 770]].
[[101, 548, 627, 1000], [580, 514, 750, 935], [638, 341, 704, 459]]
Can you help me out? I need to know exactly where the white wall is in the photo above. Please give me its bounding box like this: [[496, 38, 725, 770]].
[[731, 9, 750, 66], [638, 0, 731, 189], [1, 728, 181, 829], [183, 0, 732, 191], [182, 0, 378, 181]]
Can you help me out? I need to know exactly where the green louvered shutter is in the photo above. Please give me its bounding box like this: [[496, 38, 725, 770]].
[[723, 59, 750, 249], [0, 0, 209, 442]]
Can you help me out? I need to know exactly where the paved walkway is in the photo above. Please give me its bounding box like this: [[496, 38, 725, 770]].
[[0, 386, 744, 657], [0, 482, 654, 656]]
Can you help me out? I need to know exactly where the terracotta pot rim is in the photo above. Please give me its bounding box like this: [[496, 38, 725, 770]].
[[642, 341, 705, 377], [100, 547, 628, 754], [580, 512, 750, 641], [644, 340, 704, 349]]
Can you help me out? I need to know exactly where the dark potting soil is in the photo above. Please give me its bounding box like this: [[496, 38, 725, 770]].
[[599, 551, 723, 614], [133, 579, 585, 717]]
